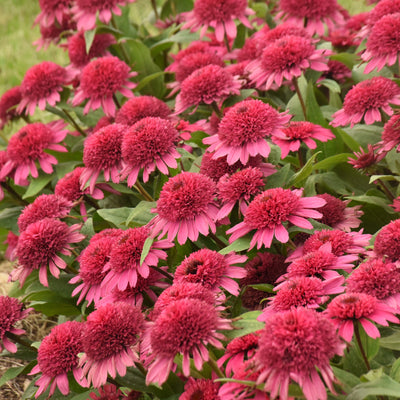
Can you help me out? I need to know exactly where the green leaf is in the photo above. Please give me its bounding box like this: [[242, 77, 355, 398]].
[[334, 127, 361, 152], [223, 311, 264, 339], [347, 374, 400, 400], [71, 391, 97, 400], [313, 154, 353, 170], [306, 82, 327, 126], [247, 283, 274, 293], [134, 71, 168, 92], [219, 237, 251, 255], [288, 151, 321, 187], [331, 366, 360, 394], [390, 357, 400, 382], [84, 29, 96, 54], [265, 164, 294, 189], [369, 175, 400, 184], [0, 362, 34, 387], [97, 207, 133, 227], [380, 331, 400, 350], [140, 236, 154, 264], [318, 78, 341, 93], [126, 201, 156, 226], [346, 195, 394, 214], [22, 173, 53, 199], [0, 206, 23, 234]]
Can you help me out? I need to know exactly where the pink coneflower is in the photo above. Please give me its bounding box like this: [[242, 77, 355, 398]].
[[13, 218, 84, 287], [0, 296, 32, 353], [381, 113, 400, 152], [120, 117, 181, 186], [174, 65, 242, 115], [204, 99, 291, 165], [67, 31, 116, 69], [72, 56, 137, 117], [255, 307, 344, 400], [150, 282, 218, 321], [326, 292, 399, 342], [0, 86, 22, 129], [0, 151, 9, 201], [70, 233, 122, 305], [271, 121, 335, 159], [80, 302, 144, 387], [276, 0, 346, 36], [284, 242, 358, 280], [316, 193, 363, 231], [115, 95, 171, 126], [181, 0, 254, 42], [348, 144, 385, 171], [331, 77, 400, 127], [259, 275, 345, 321], [72, 0, 137, 31], [391, 196, 400, 212], [18, 194, 73, 232], [374, 219, 400, 262], [180, 378, 221, 400], [31, 321, 86, 398], [101, 226, 173, 291], [144, 297, 231, 386], [364, 0, 400, 34], [4, 231, 19, 261], [227, 188, 326, 250], [240, 252, 288, 310], [217, 332, 259, 376], [246, 35, 331, 91], [346, 257, 400, 310], [287, 229, 371, 261], [80, 123, 127, 193], [0, 121, 68, 185], [361, 13, 400, 73], [150, 172, 219, 245], [88, 384, 124, 400], [35, 0, 73, 27], [216, 167, 265, 220], [17, 62, 73, 116], [174, 249, 247, 295]]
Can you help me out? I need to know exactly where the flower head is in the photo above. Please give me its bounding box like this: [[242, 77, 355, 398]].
[[246, 35, 330, 90], [255, 307, 344, 400], [203, 99, 291, 164], [80, 302, 144, 387], [101, 226, 172, 291], [0, 86, 22, 129], [180, 378, 221, 400], [174, 249, 247, 295], [272, 121, 334, 159], [72, 0, 137, 31], [17, 62, 72, 115], [120, 117, 181, 186], [326, 292, 399, 342], [0, 296, 31, 353], [88, 384, 124, 400], [13, 218, 84, 287], [31, 321, 86, 398], [35, 0, 73, 27], [374, 219, 400, 262], [381, 113, 400, 152], [181, 0, 254, 42], [151, 172, 219, 245], [18, 194, 73, 232], [80, 123, 127, 193], [115, 96, 171, 126], [145, 297, 231, 386], [72, 56, 137, 117], [174, 65, 242, 115], [330, 77, 400, 127], [1, 121, 68, 185], [227, 188, 326, 250], [348, 144, 385, 171]]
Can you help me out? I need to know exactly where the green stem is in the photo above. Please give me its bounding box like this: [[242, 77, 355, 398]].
[[149, 265, 174, 283], [208, 351, 225, 378], [150, 0, 160, 20], [211, 102, 223, 119], [298, 149, 305, 168], [83, 194, 100, 210], [61, 108, 87, 136], [5, 332, 35, 351], [292, 77, 307, 120], [133, 181, 154, 202], [113, 94, 121, 110], [377, 178, 395, 201], [1, 181, 29, 206], [21, 114, 31, 124], [209, 232, 227, 249], [354, 322, 370, 370], [223, 28, 231, 53]]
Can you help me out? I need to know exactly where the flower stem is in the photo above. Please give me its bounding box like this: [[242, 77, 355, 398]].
[[149, 265, 174, 283], [83, 194, 100, 210], [354, 322, 371, 370], [377, 178, 395, 202], [113, 94, 121, 109], [150, 0, 160, 20], [223, 28, 231, 53], [211, 102, 223, 119], [1, 181, 29, 206], [209, 232, 227, 249], [5, 332, 36, 351], [61, 108, 87, 136], [208, 351, 225, 378], [292, 77, 307, 120], [133, 181, 154, 202]]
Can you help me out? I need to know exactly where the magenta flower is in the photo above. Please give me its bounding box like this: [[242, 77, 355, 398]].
[[381, 113, 400, 152], [80, 302, 144, 387], [174, 249, 247, 296], [330, 77, 400, 127], [227, 188, 326, 250], [326, 292, 399, 342], [180, 378, 220, 400], [13, 218, 84, 287], [0, 86, 22, 129], [203, 99, 291, 165], [348, 144, 385, 171], [88, 384, 124, 400], [373, 219, 400, 262], [181, 0, 254, 42], [72, 0, 137, 31], [120, 117, 181, 186], [144, 297, 231, 386], [150, 172, 219, 245], [255, 307, 344, 400], [30, 321, 86, 398], [17, 61, 73, 116], [101, 226, 173, 291], [72, 56, 137, 117], [271, 121, 335, 159], [0, 121, 69, 185], [35, 0, 73, 28], [0, 296, 32, 353]]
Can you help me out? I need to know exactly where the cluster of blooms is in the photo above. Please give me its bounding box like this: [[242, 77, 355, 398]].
[[2, 0, 400, 399]]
